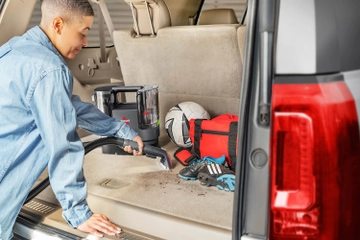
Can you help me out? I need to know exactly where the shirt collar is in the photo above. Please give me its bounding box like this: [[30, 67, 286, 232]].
[[25, 26, 65, 63]]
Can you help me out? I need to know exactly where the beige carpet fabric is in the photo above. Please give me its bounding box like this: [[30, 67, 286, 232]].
[[83, 137, 234, 230]]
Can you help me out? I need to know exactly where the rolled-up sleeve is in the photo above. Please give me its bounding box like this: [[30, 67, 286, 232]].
[[71, 94, 138, 140], [29, 68, 91, 227]]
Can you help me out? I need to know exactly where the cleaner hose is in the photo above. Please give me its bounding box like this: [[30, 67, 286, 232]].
[[24, 137, 125, 204]]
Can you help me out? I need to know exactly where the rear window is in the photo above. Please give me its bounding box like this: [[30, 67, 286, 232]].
[[27, 0, 246, 47], [27, 0, 132, 47]]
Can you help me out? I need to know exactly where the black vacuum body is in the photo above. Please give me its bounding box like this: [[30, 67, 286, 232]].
[[93, 85, 160, 154]]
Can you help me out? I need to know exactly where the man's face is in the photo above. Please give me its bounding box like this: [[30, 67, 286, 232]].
[[56, 16, 93, 59]]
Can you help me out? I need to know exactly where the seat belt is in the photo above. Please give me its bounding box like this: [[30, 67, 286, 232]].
[[91, 0, 115, 40], [97, 4, 107, 63], [90, 0, 115, 69]]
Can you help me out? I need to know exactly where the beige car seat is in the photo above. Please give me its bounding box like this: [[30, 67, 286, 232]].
[[198, 8, 239, 25], [163, 0, 203, 25], [113, 0, 245, 136], [124, 0, 171, 36]]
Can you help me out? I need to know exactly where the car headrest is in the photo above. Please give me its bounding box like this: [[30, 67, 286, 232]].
[[124, 0, 172, 36]]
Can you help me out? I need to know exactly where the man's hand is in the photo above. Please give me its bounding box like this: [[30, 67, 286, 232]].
[[123, 135, 144, 156], [77, 214, 121, 237]]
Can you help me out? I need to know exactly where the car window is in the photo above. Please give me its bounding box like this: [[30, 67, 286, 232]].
[[28, 0, 246, 47], [27, 0, 133, 47]]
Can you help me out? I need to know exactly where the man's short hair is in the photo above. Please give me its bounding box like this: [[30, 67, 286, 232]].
[[40, 0, 94, 25]]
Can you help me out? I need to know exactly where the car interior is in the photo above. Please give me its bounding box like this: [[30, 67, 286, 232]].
[[0, 0, 248, 239]]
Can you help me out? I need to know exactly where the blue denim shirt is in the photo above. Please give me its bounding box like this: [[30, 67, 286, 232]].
[[0, 26, 137, 239]]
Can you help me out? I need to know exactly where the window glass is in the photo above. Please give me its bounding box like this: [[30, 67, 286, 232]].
[[27, 0, 133, 47], [87, 1, 133, 47], [27, 0, 246, 47]]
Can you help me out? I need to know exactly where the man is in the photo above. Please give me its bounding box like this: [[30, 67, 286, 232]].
[[0, 0, 144, 239]]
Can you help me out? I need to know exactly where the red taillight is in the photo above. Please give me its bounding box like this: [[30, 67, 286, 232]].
[[270, 81, 360, 240], [272, 113, 319, 237]]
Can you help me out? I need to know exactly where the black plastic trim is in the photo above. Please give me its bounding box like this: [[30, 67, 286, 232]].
[[194, 0, 205, 25], [15, 213, 82, 240], [11, 233, 28, 240], [232, 0, 258, 238], [274, 73, 343, 84], [0, 0, 5, 13], [239, 4, 247, 25]]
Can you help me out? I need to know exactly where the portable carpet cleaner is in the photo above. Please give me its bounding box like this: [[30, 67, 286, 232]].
[[93, 85, 160, 154]]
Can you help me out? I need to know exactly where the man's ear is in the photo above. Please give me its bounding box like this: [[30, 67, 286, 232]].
[[52, 16, 65, 34]]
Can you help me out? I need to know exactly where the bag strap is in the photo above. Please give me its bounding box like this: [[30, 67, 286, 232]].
[[228, 122, 238, 169], [193, 119, 203, 158], [174, 147, 198, 166]]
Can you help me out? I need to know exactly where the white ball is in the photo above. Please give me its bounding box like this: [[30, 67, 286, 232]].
[[165, 102, 210, 147]]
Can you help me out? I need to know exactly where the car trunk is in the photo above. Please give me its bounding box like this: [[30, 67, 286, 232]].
[[19, 134, 233, 240], [84, 135, 233, 239], [15, 1, 244, 238]]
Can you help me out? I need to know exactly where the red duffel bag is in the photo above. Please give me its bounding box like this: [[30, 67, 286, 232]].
[[174, 114, 238, 170], [189, 114, 238, 169]]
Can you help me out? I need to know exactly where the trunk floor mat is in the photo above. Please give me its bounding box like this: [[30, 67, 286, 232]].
[[83, 138, 234, 230]]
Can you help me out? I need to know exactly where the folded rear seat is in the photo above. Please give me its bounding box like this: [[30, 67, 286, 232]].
[[113, 0, 246, 138], [198, 8, 239, 25]]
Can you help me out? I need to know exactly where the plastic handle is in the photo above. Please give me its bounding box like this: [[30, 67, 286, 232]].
[[124, 139, 172, 170], [123, 139, 141, 151], [111, 86, 143, 93]]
